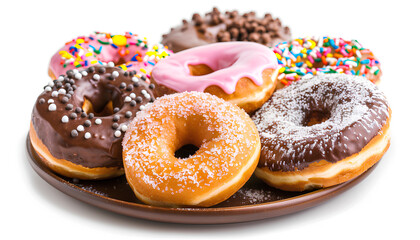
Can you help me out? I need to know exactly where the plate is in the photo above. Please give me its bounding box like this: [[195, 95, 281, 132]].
[[26, 135, 377, 224]]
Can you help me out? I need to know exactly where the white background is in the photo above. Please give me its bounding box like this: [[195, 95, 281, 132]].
[[1, 0, 419, 239]]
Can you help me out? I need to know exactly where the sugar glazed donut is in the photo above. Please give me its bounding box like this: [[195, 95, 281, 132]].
[[162, 7, 291, 52], [252, 74, 391, 191], [49, 31, 170, 82], [151, 42, 279, 114], [273, 37, 382, 88], [30, 66, 155, 180], [122, 92, 261, 207]]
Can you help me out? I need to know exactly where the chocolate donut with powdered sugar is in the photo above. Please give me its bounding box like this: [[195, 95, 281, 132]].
[[252, 74, 391, 191]]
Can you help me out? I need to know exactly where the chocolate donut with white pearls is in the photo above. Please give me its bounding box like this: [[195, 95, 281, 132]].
[[30, 65, 155, 180]]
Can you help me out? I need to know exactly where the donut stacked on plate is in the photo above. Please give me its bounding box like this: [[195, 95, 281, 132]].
[[49, 31, 170, 82], [31, 32, 171, 180], [30, 8, 391, 208], [31, 65, 156, 180], [252, 74, 390, 191], [272, 37, 382, 88], [123, 92, 261, 207], [150, 41, 279, 114], [162, 7, 291, 52]]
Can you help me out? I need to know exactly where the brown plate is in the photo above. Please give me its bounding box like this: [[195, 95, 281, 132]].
[[26, 135, 377, 224]]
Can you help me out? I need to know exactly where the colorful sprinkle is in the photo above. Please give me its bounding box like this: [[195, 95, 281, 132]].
[[53, 32, 172, 85], [272, 37, 381, 85], [111, 35, 127, 47]]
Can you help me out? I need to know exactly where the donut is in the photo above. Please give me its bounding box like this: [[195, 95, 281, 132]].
[[162, 7, 291, 53], [122, 92, 261, 207], [49, 31, 171, 82], [272, 37, 382, 89], [30, 65, 155, 180], [252, 74, 391, 191], [150, 42, 279, 114]]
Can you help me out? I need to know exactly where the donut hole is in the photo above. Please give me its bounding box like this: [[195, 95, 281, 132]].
[[82, 97, 121, 117], [303, 110, 331, 126], [171, 115, 215, 159], [188, 64, 215, 76], [174, 144, 199, 159]]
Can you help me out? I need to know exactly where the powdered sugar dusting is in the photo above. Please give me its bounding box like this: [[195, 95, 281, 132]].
[[232, 188, 281, 204], [252, 74, 389, 171], [79, 185, 109, 197]]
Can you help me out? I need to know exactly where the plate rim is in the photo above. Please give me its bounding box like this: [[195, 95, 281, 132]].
[[26, 134, 376, 224]]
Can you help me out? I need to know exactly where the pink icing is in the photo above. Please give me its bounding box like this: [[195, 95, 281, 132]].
[[151, 42, 278, 94], [49, 32, 170, 79]]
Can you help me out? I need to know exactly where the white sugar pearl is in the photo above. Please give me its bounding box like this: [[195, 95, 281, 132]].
[[108, 62, 115, 67], [93, 74, 100, 80], [144, 94, 151, 99], [48, 81, 54, 87], [95, 119, 102, 125], [132, 77, 139, 82], [48, 99, 54, 104], [77, 125, 84, 132], [141, 89, 147, 95], [121, 124, 128, 132], [112, 71, 119, 78], [57, 76, 64, 81], [124, 96, 132, 102], [129, 93, 136, 98], [44, 86, 52, 92], [139, 105, 146, 110], [75, 72, 82, 80], [58, 89, 66, 94], [84, 132, 92, 139], [51, 91, 58, 97], [48, 104, 56, 111], [114, 130, 121, 138], [73, 69, 79, 74], [61, 116, 69, 123], [81, 71, 88, 76]]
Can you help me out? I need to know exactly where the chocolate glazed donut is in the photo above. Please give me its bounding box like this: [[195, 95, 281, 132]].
[[162, 7, 291, 52], [252, 74, 391, 191], [30, 65, 155, 180]]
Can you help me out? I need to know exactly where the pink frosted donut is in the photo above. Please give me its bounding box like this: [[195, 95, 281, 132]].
[[49, 31, 171, 83], [150, 42, 279, 114]]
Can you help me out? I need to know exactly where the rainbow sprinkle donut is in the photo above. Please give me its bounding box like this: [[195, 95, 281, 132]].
[[272, 37, 381, 87], [49, 32, 171, 82]]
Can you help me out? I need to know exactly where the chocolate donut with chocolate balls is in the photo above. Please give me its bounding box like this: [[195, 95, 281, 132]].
[[162, 7, 291, 52], [30, 65, 155, 180]]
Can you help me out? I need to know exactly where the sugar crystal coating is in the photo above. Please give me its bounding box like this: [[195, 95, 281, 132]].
[[122, 92, 259, 200]]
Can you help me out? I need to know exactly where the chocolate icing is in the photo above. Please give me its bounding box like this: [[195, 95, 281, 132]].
[[31, 66, 154, 168], [252, 74, 390, 172], [162, 8, 291, 52]]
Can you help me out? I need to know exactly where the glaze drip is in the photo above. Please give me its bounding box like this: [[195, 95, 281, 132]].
[[152, 42, 278, 94]]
